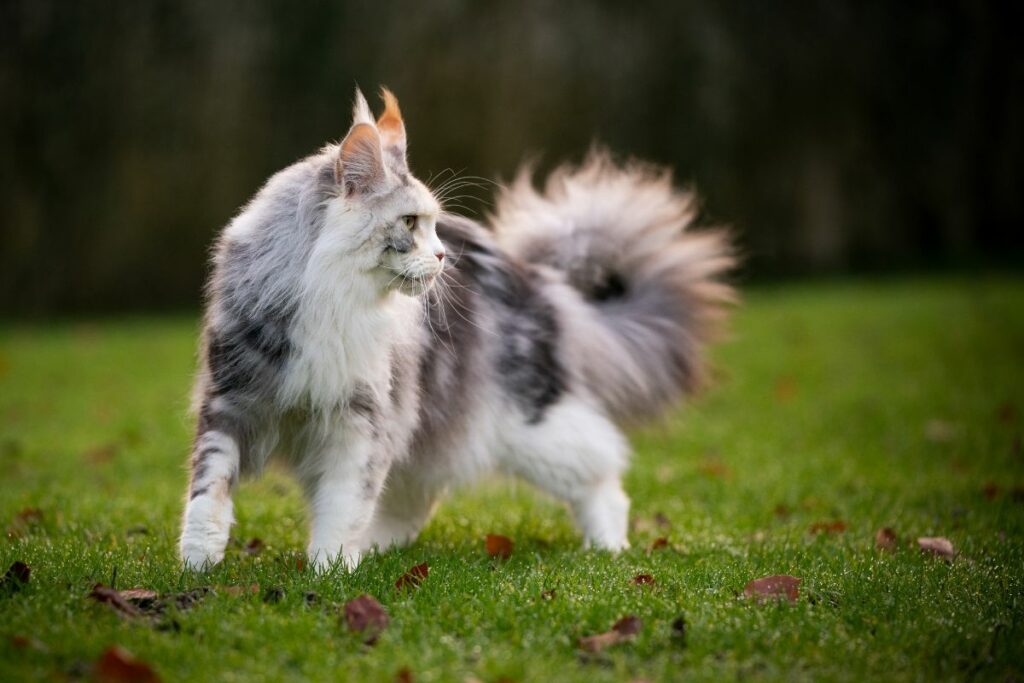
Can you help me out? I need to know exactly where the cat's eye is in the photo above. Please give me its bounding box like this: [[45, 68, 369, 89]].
[[402, 215, 417, 231]]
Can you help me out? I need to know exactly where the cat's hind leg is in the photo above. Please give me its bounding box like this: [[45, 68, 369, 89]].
[[500, 398, 632, 551], [358, 467, 441, 555]]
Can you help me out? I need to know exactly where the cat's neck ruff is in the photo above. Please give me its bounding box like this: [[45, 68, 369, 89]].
[[279, 258, 418, 411]]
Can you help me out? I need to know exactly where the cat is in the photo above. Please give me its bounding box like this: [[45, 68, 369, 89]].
[[179, 87, 735, 571]]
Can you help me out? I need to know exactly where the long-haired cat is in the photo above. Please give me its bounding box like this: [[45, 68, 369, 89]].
[[180, 88, 735, 571]]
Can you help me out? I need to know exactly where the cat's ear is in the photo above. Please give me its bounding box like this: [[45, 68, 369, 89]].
[[335, 90, 386, 196], [376, 87, 407, 169], [336, 123, 386, 196]]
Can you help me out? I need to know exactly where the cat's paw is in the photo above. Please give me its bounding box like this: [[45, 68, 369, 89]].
[[180, 542, 224, 571]]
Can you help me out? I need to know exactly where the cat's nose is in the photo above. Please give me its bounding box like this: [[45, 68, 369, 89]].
[[435, 250, 446, 262]]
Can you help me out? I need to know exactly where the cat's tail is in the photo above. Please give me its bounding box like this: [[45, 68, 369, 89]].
[[490, 149, 737, 423]]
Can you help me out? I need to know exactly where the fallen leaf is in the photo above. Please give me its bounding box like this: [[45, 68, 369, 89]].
[[917, 536, 956, 560], [119, 589, 159, 610], [217, 583, 259, 597], [632, 574, 655, 586], [774, 376, 797, 402], [394, 667, 413, 683], [10, 635, 46, 652], [648, 537, 669, 553], [88, 585, 142, 618], [85, 443, 118, 465], [485, 534, 514, 560], [243, 538, 265, 556], [1, 560, 30, 594], [809, 520, 847, 535], [698, 459, 732, 479], [773, 504, 792, 518], [94, 645, 160, 683], [344, 594, 389, 644], [875, 527, 899, 551], [578, 615, 643, 652], [395, 563, 429, 590], [744, 575, 801, 604]]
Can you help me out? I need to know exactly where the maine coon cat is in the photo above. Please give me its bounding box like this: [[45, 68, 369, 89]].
[[180, 88, 734, 571]]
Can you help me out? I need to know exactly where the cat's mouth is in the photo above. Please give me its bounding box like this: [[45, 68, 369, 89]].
[[388, 268, 438, 296]]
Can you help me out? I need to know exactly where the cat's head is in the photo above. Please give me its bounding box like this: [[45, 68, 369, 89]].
[[323, 88, 444, 297]]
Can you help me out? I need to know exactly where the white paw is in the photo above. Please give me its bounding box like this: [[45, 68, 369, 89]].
[[180, 541, 225, 570]]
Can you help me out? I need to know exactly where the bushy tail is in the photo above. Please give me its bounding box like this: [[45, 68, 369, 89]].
[[490, 149, 737, 423]]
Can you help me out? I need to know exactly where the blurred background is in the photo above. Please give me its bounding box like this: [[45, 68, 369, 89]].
[[1, 0, 1021, 315]]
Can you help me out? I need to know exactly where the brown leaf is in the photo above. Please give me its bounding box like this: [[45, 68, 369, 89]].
[[85, 443, 118, 465], [809, 520, 847, 535], [875, 527, 899, 551], [773, 504, 792, 518], [394, 562, 429, 590], [632, 574, 655, 586], [94, 645, 160, 683], [118, 589, 159, 610], [344, 594, 389, 645], [217, 583, 259, 597], [578, 615, 643, 652], [648, 537, 669, 553], [485, 534, 514, 559], [394, 667, 413, 683], [1, 560, 30, 593], [89, 585, 142, 618], [243, 538, 265, 556], [774, 377, 798, 402], [917, 536, 956, 560], [744, 575, 801, 604]]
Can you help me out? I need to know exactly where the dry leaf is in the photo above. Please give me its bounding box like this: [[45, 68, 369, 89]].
[[243, 538, 265, 556], [344, 594, 389, 644], [917, 536, 956, 560], [578, 615, 643, 652], [632, 574, 655, 586], [89, 585, 142, 618], [744, 575, 801, 604], [395, 563, 429, 590], [94, 645, 160, 683], [648, 537, 669, 553], [485, 534, 514, 560], [774, 377, 797, 402], [809, 520, 847, 535], [875, 527, 899, 551], [394, 667, 414, 683], [85, 443, 118, 465]]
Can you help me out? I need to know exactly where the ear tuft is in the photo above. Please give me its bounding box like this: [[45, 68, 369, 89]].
[[376, 87, 407, 169], [352, 87, 374, 126], [336, 123, 385, 196]]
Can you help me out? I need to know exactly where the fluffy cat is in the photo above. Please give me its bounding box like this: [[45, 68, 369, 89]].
[[179, 88, 735, 571]]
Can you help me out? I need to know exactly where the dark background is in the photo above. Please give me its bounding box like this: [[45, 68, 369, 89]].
[[2, 1, 1021, 315]]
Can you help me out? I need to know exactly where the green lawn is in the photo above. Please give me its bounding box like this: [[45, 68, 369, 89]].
[[1, 277, 1023, 682]]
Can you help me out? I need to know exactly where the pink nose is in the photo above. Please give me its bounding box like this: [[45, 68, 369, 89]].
[[435, 251, 446, 262]]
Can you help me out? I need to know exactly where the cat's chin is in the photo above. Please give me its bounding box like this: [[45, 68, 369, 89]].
[[388, 271, 437, 297]]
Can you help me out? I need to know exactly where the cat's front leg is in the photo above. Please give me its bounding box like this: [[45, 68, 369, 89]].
[[303, 430, 389, 572], [180, 419, 242, 569]]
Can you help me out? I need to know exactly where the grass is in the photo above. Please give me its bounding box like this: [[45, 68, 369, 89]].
[[1, 276, 1023, 682]]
